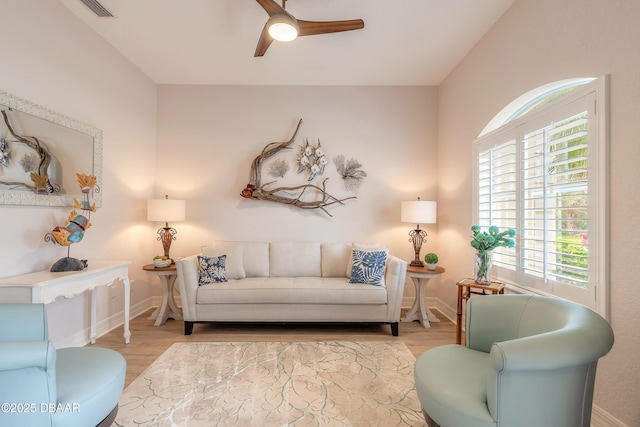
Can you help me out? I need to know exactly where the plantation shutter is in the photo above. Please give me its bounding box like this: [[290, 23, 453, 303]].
[[521, 111, 589, 288], [476, 140, 517, 271]]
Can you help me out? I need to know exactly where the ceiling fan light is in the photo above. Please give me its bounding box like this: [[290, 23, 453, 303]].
[[267, 16, 299, 42]]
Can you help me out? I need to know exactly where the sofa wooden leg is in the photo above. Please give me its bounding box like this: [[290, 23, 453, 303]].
[[184, 321, 194, 335], [391, 322, 399, 336]]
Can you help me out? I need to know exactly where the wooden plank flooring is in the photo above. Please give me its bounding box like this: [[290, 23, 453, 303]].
[[93, 308, 457, 387]]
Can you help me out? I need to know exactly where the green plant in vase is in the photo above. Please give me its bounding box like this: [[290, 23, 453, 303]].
[[424, 253, 439, 270], [470, 225, 516, 284]]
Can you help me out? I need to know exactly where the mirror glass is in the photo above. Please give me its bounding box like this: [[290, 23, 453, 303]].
[[0, 90, 102, 207]]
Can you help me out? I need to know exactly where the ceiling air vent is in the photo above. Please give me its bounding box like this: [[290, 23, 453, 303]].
[[79, 0, 114, 17]]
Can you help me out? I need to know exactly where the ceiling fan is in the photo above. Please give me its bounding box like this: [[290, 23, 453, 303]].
[[254, 0, 365, 57]]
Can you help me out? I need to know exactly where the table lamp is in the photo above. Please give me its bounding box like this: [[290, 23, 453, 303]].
[[401, 198, 437, 267], [147, 195, 185, 262]]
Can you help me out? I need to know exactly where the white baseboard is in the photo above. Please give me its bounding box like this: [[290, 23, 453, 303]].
[[57, 297, 155, 348], [591, 405, 627, 427], [402, 296, 457, 324]]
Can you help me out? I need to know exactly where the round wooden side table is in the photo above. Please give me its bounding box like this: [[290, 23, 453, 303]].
[[401, 265, 445, 328], [142, 263, 182, 326]]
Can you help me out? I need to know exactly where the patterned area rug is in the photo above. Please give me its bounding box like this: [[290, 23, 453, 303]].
[[114, 341, 424, 426]]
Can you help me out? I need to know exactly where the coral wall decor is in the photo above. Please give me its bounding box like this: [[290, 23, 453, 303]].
[[240, 119, 366, 216]]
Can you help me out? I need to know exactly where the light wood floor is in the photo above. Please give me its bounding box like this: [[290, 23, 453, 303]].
[[94, 308, 457, 387]]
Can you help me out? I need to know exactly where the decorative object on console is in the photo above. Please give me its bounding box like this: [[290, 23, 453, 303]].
[[470, 225, 516, 284], [44, 173, 98, 272], [147, 195, 185, 263], [401, 198, 437, 267], [240, 119, 358, 217], [424, 253, 438, 270]]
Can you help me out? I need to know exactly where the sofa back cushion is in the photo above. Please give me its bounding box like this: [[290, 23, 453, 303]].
[[241, 242, 270, 277], [202, 242, 246, 280], [270, 242, 321, 277], [321, 242, 352, 277]]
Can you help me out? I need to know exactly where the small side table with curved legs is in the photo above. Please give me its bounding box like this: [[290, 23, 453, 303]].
[[143, 264, 182, 326], [401, 265, 445, 328]]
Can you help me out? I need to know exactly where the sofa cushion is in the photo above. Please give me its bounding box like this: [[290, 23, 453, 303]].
[[348, 248, 389, 285], [196, 277, 387, 305], [270, 242, 321, 277], [203, 242, 245, 279], [241, 242, 270, 277], [197, 255, 227, 285], [321, 242, 352, 277]]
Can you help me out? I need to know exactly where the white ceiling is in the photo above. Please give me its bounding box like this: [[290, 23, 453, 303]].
[[58, 0, 515, 86]]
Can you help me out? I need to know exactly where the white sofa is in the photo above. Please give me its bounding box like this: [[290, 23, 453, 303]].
[[176, 241, 408, 336]]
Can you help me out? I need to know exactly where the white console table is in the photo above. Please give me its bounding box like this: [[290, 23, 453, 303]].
[[0, 261, 131, 344]]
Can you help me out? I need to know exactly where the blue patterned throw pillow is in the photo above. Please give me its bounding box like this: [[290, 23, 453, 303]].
[[349, 249, 388, 285], [197, 255, 227, 285]]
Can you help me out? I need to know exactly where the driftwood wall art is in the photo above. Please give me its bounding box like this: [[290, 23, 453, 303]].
[[240, 119, 366, 216]]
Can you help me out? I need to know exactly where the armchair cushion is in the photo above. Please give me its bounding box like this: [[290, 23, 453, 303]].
[[55, 347, 126, 427], [415, 345, 494, 427]]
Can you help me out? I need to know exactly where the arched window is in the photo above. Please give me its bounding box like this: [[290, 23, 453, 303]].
[[473, 77, 608, 317]]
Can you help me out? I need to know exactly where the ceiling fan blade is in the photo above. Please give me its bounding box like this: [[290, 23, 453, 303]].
[[297, 19, 364, 37], [255, 0, 285, 17], [254, 23, 274, 57]]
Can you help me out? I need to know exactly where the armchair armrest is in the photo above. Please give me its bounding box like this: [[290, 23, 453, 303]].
[[0, 341, 57, 407], [0, 341, 56, 371]]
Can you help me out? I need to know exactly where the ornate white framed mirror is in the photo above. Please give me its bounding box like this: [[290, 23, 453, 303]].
[[0, 90, 102, 207]]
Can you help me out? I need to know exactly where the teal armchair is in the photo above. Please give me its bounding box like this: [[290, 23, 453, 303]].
[[414, 294, 614, 427], [0, 303, 126, 427]]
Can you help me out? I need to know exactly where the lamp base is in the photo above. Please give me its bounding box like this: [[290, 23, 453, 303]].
[[408, 227, 428, 269]]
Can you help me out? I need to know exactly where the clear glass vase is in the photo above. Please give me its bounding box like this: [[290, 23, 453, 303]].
[[474, 250, 493, 285]]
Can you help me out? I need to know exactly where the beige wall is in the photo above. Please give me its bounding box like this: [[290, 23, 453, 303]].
[[437, 0, 640, 424], [155, 85, 439, 274], [0, 0, 158, 346]]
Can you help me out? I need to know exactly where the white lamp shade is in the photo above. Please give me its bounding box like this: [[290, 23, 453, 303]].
[[401, 200, 437, 224], [147, 198, 185, 223]]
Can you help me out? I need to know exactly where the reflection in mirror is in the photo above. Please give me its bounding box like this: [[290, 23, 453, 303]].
[[0, 90, 102, 207]]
